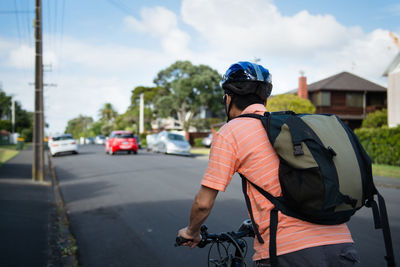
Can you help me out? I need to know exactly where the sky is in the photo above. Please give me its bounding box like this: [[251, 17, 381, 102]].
[[0, 0, 399, 135]]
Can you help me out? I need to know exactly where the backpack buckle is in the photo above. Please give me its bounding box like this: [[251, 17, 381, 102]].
[[293, 143, 304, 156]]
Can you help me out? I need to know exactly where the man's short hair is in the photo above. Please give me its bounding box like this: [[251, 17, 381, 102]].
[[226, 91, 265, 111], [224, 81, 268, 110]]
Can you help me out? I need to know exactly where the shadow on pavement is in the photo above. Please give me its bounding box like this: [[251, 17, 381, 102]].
[[66, 198, 252, 267], [0, 163, 31, 179]]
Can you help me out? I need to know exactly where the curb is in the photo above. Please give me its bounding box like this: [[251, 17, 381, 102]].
[[48, 152, 80, 266]]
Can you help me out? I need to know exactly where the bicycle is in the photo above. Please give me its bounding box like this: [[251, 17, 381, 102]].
[[175, 219, 255, 267]]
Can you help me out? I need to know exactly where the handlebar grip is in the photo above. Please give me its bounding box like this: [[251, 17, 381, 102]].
[[174, 236, 193, 247]]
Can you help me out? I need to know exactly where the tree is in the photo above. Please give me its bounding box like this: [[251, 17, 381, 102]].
[[99, 103, 118, 123], [361, 109, 387, 128], [0, 89, 33, 141], [0, 89, 12, 119], [130, 86, 168, 108], [89, 121, 105, 136], [101, 124, 114, 137], [267, 94, 316, 114], [64, 115, 93, 138], [114, 109, 137, 131], [14, 102, 32, 133], [153, 61, 223, 131]]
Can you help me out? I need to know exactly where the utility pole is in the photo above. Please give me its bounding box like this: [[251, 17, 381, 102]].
[[33, 0, 44, 182], [11, 99, 15, 134], [139, 93, 144, 134]]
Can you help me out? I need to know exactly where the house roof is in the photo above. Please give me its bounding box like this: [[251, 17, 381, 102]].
[[307, 72, 386, 92], [285, 71, 386, 94], [383, 52, 400, 76]]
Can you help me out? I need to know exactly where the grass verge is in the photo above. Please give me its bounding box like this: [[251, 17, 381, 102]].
[[372, 164, 400, 179], [0, 143, 32, 167], [0, 147, 19, 167], [190, 147, 210, 155]]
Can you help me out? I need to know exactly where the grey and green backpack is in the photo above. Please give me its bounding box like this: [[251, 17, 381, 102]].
[[237, 111, 396, 267]]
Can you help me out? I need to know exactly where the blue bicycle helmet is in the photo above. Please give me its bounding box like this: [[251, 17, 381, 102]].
[[221, 61, 272, 100]]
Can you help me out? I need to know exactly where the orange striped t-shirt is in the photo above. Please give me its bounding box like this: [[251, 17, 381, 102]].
[[201, 104, 353, 261]]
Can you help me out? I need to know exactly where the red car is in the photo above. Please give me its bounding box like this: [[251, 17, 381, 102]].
[[105, 131, 138, 155]]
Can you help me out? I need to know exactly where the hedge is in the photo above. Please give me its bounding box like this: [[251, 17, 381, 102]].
[[194, 137, 203, 147], [354, 126, 400, 166]]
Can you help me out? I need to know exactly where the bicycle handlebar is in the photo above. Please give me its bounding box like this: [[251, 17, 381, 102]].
[[175, 220, 255, 248]]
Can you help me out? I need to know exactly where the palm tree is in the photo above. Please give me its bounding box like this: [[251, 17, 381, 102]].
[[99, 103, 118, 123]]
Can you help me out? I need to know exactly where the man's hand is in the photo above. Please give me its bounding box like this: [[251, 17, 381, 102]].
[[177, 186, 218, 249], [177, 226, 202, 249]]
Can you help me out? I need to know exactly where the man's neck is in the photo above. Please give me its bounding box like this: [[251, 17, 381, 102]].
[[229, 106, 244, 119]]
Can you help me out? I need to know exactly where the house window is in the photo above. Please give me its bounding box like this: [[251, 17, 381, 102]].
[[315, 92, 331, 106], [347, 93, 363, 108]]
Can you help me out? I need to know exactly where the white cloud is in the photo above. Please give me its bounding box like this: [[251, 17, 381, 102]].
[[2, 0, 399, 134], [1, 36, 179, 134], [8, 45, 35, 69], [181, 0, 363, 57], [180, 0, 398, 92], [125, 6, 191, 55], [44, 75, 134, 135]]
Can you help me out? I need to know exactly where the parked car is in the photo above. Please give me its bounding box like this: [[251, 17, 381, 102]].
[[85, 137, 94, 144], [94, 135, 106, 145], [48, 134, 78, 157], [154, 131, 191, 156], [146, 134, 158, 152], [202, 133, 213, 147], [105, 131, 138, 155], [134, 135, 141, 149]]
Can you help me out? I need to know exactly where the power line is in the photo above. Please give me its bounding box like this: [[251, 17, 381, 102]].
[[54, 0, 58, 49], [25, 0, 33, 46], [107, 0, 134, 15], [14, 0, 22, 46], [0, 10, 33, 14]]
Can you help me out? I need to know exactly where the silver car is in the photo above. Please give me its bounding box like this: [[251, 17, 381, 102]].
[[155, 131, 191, 156], [146, 133, 158, 152]]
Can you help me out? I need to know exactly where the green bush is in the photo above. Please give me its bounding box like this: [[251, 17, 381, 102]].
[[0, 120, 12, 132], [191, 118, 224, 131], [355, 126, 400, 166], [141, 138, 147, 147], [194, 137, 203, 147], [21, 127, 33, 142], [362, 109, 387, 128], [139, 133, 147, 141]]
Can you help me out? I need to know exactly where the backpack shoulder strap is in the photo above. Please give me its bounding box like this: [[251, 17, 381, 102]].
[[237, 113, 265, 120], [376, 192, 396, 267], [240, 173, 282, 267]]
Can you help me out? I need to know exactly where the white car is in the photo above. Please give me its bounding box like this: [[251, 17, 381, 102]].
[[202, 133, 213, 147], [146, 133, 158, 152], [48, 134, 78, 157], [94, 135, 106, 145], [154, 131, 191, 156]]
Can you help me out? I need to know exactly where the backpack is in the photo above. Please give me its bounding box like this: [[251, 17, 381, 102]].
[[237, 111, 396, 267]]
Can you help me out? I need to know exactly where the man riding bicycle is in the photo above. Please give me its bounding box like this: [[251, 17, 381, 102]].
[[178, 61, 359, 266]]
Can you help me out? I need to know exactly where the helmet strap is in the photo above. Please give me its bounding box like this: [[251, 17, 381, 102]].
[[225, 94, 234, 122]]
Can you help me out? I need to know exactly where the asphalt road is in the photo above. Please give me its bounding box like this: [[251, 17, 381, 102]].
[[53, 145, 400, 267]]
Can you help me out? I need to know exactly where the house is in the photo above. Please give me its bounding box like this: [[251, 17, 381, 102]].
[[295, 72, 387, 129], [383, 52, 400, 128]]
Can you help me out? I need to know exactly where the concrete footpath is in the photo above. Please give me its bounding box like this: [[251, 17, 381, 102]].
[[0, 147, 60, 267]]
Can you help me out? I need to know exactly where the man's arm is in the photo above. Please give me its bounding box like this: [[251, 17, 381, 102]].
[[178, 185, 219, 248]]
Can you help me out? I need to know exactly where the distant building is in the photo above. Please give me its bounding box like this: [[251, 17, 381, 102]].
[[151, 116, 183, 131], [292, 72, 387, 129], [383, 52, 400, 128]]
